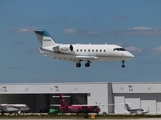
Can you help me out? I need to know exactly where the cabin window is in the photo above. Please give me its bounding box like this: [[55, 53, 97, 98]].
[[88, 49, 90, 52], [100, 50, 102, 52], [77, 49, 79, 52], [84, 49, 86, 52], [104, 50, 106, 52], [92, 50, 94, 52], [80, 49, 82, 52], [96, 50, 98, 52]]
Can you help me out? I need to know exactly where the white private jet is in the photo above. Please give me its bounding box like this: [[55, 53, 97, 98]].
[[125, 104, 149, 114], [34, 29, 134, 68], [0, 104, 29, 115]]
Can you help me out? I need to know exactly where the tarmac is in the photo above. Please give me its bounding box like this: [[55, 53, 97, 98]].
[[0, 118, 161, 120]]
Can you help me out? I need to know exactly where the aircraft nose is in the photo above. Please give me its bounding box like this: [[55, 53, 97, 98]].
[[122, 52, 134, 59], [25, 106, 30, 110], [127, 52, 134, 59], [129, 52, 134, 58]]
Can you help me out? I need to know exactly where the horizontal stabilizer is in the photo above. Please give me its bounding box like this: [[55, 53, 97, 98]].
[[39, 48, 51, 57]]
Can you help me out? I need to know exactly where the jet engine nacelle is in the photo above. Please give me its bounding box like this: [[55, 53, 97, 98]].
[[53, 44, 73, 53]]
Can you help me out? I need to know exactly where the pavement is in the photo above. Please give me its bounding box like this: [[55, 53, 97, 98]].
[[0, 118, 161, 120]]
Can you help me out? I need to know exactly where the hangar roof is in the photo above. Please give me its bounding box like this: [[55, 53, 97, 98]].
[[0, 82, 108, 94], [0, 82, 161, 94]]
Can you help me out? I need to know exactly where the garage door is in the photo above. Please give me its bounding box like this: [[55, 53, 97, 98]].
[[157, 93, 161, 114], [141, 93, 156, 114], [114, 94, 125, 114]]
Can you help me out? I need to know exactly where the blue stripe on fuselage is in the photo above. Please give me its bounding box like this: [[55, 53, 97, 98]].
[[34, 29, 50, 37]]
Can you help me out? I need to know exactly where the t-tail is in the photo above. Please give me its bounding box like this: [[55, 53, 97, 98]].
[[125, 104, 131, 111], [34, 29, 56, 47], [60, 94, 69, 107]]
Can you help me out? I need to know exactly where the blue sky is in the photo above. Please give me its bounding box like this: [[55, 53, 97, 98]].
[[0, 0, 161, 83]]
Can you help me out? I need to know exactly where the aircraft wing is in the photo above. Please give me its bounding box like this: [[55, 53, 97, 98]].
[[39, 48, 99, 62], [143, 110, 149, 113], [65, 55, 98, 62], [50, 104, 61, 107], [75, 55, 98, 61], [51, 54, 99, 62]]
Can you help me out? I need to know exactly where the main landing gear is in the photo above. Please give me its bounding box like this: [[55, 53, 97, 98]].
[[76, 62, 81, 67], [85, 61, 90, 67], [76, 61, 91, 68], [121, 60, 125, 68]]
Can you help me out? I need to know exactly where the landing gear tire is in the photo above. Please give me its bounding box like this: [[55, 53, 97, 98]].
[[85, 63, 90, 67], [84, 112, 89, 118], [121, 60, 125, 68], [85, 61, 91, 67], [1, 112, 4, 115], [76, 63, 81, 67], [121, 65, 125, 68]]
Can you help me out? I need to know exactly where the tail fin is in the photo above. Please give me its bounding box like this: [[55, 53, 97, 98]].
[[60, 94, 69, 107], [125, 104, 131, 111], [34, 29, 56, 47]]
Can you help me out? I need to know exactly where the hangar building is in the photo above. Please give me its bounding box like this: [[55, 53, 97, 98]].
[[0, 82, 161, 114]]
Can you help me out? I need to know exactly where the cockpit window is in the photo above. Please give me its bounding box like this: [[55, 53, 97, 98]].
[[113, 48, 126, 51]]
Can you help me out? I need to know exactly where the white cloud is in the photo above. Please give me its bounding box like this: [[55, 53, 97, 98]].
[[115, 26, 161, 35], [151, 46, 161, 54], [63, 28, 106, 35], [125, 46, 143, 53], [8, 26, 36, 33], [132, 26, 152, 30], [63, 28, 76, 34]]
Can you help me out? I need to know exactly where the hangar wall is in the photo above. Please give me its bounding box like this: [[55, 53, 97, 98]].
[[112, 83, 161, 114], [0, 82, 161, 114], [0, 83, 109, 113]]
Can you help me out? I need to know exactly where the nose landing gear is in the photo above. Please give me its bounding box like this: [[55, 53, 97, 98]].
[[76, 61, 91, 67], [121, 60, 125, 68]]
